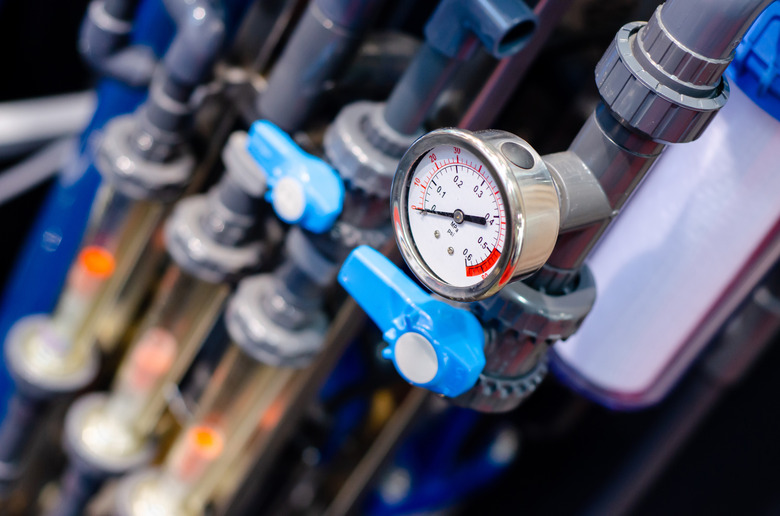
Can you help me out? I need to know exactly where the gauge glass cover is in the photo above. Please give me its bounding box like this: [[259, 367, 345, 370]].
[[405, 144, 508, 288]]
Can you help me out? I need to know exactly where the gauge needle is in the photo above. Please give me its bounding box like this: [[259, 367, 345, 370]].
[[413, 207, 487, 225]]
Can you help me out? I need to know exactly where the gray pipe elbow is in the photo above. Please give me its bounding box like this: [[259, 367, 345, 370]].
[[162, 0, 227, 87], [79, 0, 157, 86], [659, 0, 773, 59], [425, 0, 537, 59]]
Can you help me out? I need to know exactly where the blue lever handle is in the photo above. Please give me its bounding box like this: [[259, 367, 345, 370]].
[[339, 246, 485, 398], [247, 120, 344, 233]]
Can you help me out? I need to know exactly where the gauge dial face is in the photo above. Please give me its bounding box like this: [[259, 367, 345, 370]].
[[406, 144, 507, 288]]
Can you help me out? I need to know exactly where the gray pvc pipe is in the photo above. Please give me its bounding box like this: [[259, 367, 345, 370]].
[[79, 0, 158, 87], [659, 0, 773, 59], [541, 0, 774, 278], [132, 0, 226, 160], [382, 42, 459, 136], [162, 0, 227, 89], [0, 139, 75, 206], [258, 0, 383, 132]]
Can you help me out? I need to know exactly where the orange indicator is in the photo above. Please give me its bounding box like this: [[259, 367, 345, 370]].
[[190, 426, 225, 460], [78, 246, 116, 279], [169, 424, 226, 483]]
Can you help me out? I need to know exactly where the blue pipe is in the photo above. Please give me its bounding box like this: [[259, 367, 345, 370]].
[[0, 0, 175, 419]]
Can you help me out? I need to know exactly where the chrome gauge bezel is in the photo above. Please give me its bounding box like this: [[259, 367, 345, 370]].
[[392, 129, 528, 302]]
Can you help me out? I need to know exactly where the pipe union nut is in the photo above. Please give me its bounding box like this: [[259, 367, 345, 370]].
[[164, 196, 265, 283], [96, 115, 195, 201], [596, 23, 729, 144], [225, 275, 328, 368], [324, 102, 419, 198], [452, 266, 596, 412]]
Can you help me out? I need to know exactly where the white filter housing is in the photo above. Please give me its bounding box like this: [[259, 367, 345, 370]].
[[554, 83, 780, 408]]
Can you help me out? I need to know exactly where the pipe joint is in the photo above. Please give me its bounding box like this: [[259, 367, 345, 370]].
[[162, 0, 227, 88], [453, 266, 596, 413], [79, 0, 158, 87], [596, 22, 728, 144], [424, 0, 537, 59]]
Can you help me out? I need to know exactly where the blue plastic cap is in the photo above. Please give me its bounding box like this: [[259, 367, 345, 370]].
[[247, 120, 344, 233], [728, 2, 780, 121], [338, 246, 486, 398]]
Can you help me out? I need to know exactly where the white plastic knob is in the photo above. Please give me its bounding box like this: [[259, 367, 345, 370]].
[[394, 332, 439, 384], [273, 176, 306, 223]]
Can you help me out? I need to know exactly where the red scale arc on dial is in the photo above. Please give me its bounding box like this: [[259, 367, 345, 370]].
[[466, 247, 501, 277]]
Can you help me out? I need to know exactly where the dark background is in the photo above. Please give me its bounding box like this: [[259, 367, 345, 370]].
[[0, 0, 777, 514]]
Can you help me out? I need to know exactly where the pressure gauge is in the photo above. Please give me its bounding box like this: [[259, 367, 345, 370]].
[[392, 128, 560, 301]]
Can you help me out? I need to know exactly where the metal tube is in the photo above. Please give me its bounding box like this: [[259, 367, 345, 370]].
[[0, 92, 94, 159]]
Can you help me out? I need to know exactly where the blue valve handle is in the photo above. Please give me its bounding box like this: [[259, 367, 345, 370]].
[[338, 246, 485, 398], [246, 120, 344, 233]]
